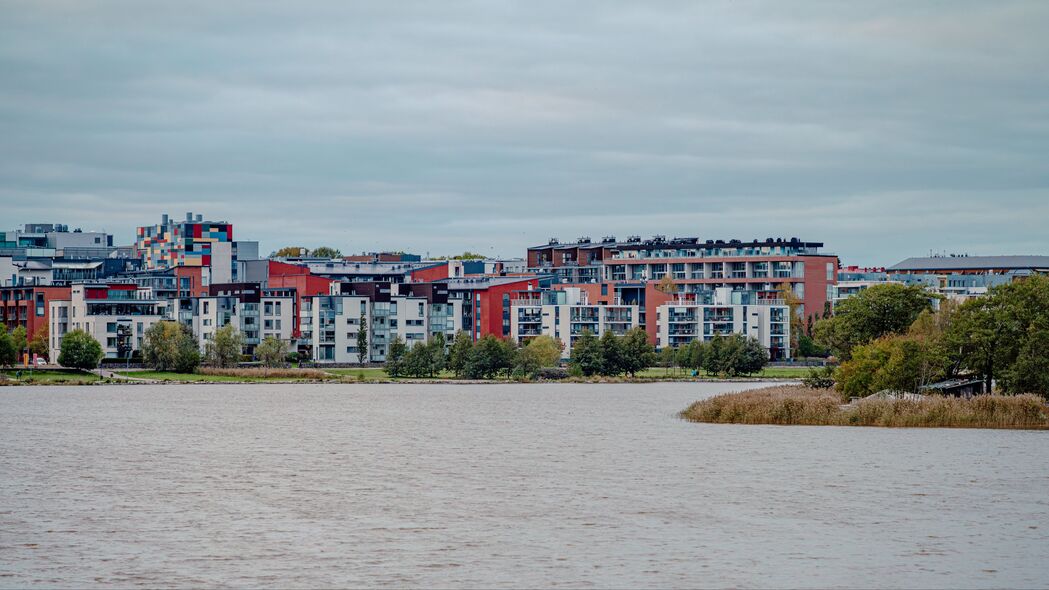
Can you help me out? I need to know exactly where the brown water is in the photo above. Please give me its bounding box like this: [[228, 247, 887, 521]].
[[1, 383, 1047, 588]]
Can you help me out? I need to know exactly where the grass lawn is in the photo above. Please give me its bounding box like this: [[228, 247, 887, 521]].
[[323, 367, 455, 380], [2, 369, 101, 384], [637, 366, 812, 379], [117, 371, 331, 382]]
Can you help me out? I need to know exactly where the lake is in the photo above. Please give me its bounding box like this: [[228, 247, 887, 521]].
[[1, 383, 1046, 588]]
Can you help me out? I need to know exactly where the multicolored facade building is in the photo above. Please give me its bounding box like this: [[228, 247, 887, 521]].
[[135, 212, 233, 270]]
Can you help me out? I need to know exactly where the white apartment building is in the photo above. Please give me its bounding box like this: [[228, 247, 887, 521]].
[[49, 283, 168, 360], [655, 287, 790, 360], [509, 287, 640, 359], [191, 285, 295, 354], [299, 283, 463, 363]]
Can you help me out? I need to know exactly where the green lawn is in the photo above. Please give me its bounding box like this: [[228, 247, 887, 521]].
[[2, 369, 101, 384], [323, 367, 453, 380], [117, 371, 333, 383]]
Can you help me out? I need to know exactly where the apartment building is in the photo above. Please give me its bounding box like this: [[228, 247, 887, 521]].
[[299, 282, 463, 363], [191, 283, 296, 354], [0, 285, 71, 348], [509, 287, 640, 359], [443, 276, 541, 341], [655, 287, 791, 360], [48, 283, 168, 360], [528, 236, 836, 347]]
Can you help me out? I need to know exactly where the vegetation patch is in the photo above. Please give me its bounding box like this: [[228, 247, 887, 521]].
[[680, 385, 1049, 429]]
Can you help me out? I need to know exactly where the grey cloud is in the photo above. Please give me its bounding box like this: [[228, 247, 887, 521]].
[[1, 0, 1047, 265]]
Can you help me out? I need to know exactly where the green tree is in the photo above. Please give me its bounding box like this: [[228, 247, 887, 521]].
[[10, 326, 27, 357], [464, 335, 514, 379], [272, 246, 307, 258], [947, 275, 1049, 394], [28, 325, 49, 358], [356, 313, 369, 365], [570, 329, 602, 377], [57, 329, 104, 370], [447, 331, 473, 377], [143, 321, 201, 372], [677, 340, 704, 373], [428, 332, 447, 377], [598, 330, 626, 376], [813, 283, 935, 360], [658, 346, 679, 375], [310, 246, 342, 259], [515, 335, 563, 377], [401, 341, 430, 377], [620, 327, 654, 376], [385, 335, 407, 377], [256, 336, 289, 368], [702, 336, 726, 376], [0, 330, 16, 367], [205, 324, 244, 368], [1006, 319, 1049, 398]]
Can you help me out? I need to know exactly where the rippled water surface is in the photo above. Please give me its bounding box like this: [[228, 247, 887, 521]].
[[1, 383, 1047, 588]]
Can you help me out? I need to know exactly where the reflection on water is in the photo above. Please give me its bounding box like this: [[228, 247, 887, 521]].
[[1, 383, 1046, 588]]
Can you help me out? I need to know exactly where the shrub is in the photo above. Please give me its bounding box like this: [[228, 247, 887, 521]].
[[535, 367, 569, 380], [802, 366, 836, 389], [58, 329, 104, 370]]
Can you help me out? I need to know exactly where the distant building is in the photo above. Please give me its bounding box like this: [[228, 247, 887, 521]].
[[655, 287, 791, 360], [49, 283, 168, 360], [886, 255, 1049, 303], [509, 287, 640, 358]]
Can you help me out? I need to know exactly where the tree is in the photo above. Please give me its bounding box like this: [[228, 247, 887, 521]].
[[143, 321, 200, 373], [701, 334, 768, 377], [1006, 319, 1049, 398], [28, 325, 49, 358], [356, 313, 369, 365], [272, 246, 307, 258], [570, 329, 602, 377], [401, 341, 431, 377], [515, 335, 562, 377], [598, 330, 626, 376], [947, 275, 1049, 395], [620, 327, 654, 376], [428, 332, 447, 377], [433, 252, 485, 260], [10, 326, 26, 357], [813, 283, 935, 360], [256, 336, 289, 368], [205, 324, 243, 368], [464, 335, 515, 379], [658, 346, 679, 375], [448, 330, 473, 377], [655, 275, 677, 297], [385, 336, 407, 377], [0, 330, 16, 367], [677, 340, 704, 374], [777, 282, 804, 357], [310, 246, 342, 259], [58, 329, 103, 370]]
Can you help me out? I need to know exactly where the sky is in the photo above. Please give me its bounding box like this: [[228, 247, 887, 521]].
[[1, 1, 1047, 266]]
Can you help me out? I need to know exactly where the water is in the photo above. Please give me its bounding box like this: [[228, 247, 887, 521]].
[[1, 383, 1047, 588]]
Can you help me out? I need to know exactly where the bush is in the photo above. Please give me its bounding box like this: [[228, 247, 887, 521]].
[[802, 366, 836, 389], [58, 329, 104, 370], [535, 367, 569, 380]]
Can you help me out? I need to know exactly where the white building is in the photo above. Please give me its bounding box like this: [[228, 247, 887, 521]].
[[655, 287, 790, 360], [49, 283, 167, 360], [509, 287, 640, 359], [191, 284, 295, 354], [299, 282, 463, 363]]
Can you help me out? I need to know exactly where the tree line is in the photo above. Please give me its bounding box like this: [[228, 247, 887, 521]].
[[808, 276, 1049, 399]]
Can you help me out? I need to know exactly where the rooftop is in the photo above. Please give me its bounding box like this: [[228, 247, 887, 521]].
[[888, 255, 1049, 272]]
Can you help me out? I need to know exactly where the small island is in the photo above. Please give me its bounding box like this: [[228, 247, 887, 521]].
[[680, 385, 1049, 429]]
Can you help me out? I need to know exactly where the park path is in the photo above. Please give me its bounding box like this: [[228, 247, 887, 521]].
[[92, 368, 160, 383]]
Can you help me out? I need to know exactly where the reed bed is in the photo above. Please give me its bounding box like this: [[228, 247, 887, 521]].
[[680, 385, 1049, 429], [198, 367, 335, 380]]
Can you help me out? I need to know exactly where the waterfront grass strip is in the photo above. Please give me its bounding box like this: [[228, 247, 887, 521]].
[[681, 385, 1049, 429]]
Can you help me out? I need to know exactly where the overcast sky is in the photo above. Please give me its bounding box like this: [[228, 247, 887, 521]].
[[1, 1, 1047, 266]]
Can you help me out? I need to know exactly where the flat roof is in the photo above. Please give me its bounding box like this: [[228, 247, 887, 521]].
[[888, 256, 1049, 272]]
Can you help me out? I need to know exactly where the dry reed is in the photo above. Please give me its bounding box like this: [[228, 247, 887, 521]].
[[680, 385, 1049, 429]]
